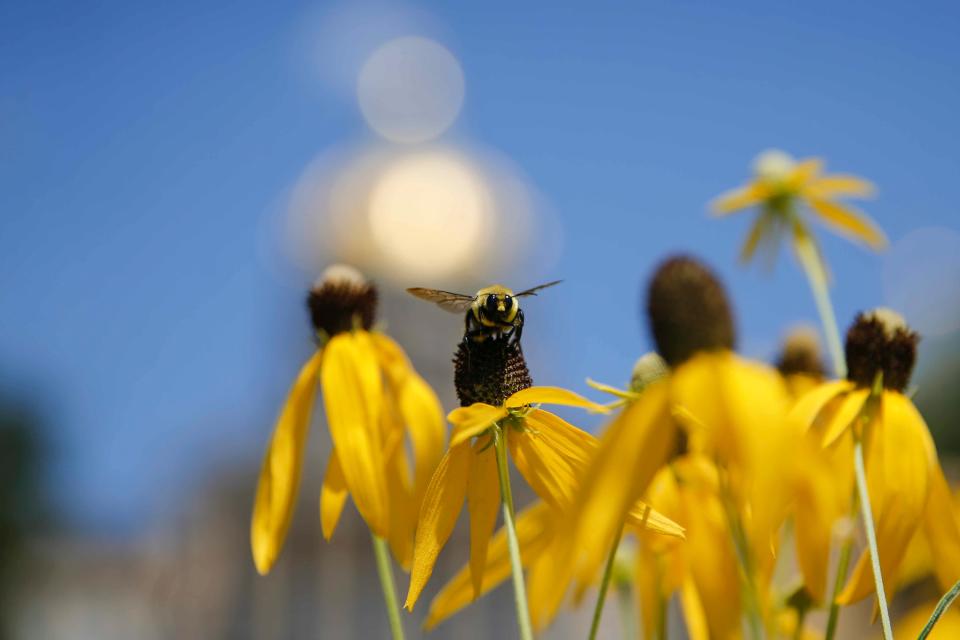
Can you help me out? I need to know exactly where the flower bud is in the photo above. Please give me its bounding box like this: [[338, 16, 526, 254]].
[[629, 352, 669, 393]]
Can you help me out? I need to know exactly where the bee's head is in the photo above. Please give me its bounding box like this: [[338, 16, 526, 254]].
[[476, 286, 518, 324]]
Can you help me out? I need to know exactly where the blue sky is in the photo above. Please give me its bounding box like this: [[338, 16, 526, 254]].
[[2, 0, 959, 533]]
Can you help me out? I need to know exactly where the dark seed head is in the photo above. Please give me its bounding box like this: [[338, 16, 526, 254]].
[[306, 264, 377, 339], [453, 337, 532, 407], [776, 326, 826, 378], [845, 308, 919, 392], [646, 256, 736, 367]]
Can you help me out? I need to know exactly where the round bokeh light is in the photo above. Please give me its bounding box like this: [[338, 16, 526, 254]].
[[357, 36, 465, 144]]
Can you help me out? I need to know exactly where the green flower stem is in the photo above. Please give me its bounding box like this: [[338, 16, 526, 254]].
[[918, 579, 960, 640], [853, 436, 893, 640], [371, 534, 406, 640], [493, 424, 535, 640], [588, 527, 623, 640], [793, 232, 847, 378]]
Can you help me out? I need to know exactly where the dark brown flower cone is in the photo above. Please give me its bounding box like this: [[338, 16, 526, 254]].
[[845, 308, 918, 392], [646, 255, 736, 367], [453, 337, 533, 407], [306, 265, 377, 338]]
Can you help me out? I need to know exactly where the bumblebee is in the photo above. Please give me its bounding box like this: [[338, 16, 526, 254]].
[[407, 280, 561, 345]]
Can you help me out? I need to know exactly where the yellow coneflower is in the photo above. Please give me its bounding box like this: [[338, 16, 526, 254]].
[[711, 149, 886, 262], [791, 309, 960, 614], [403, 317, 683, 640], [528, 256, 795, 634], [712, 150, 888, 380], [250, 265, 445, 638]]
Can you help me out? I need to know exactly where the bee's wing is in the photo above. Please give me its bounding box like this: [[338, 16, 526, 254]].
[[514, 280, 563, 297], [406, 288, 476, 313]]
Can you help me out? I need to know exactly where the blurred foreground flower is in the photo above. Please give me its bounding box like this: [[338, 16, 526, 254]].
[[250, 265, 445, 638], [711, 150, 886, 263], [528, 256, 795, 634], [792, 309, 960, 610]]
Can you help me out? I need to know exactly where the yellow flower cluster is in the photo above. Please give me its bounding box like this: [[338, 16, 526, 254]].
[[248, 153, 960, 640]]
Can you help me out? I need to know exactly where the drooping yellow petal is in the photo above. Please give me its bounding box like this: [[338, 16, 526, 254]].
[[679, 578, 710, 640], [710, 182, 770, 215], [670, 352, 793, 580], [425, 502, 554, 630], [321, 332, 389, 537], [508, 421, 583, 511], [670, 351, 789, 472], [527, 538, 575, 629], [251, 350, 323, 575], [639, 465, 687, 555], [682, 480, 742, 640], [839, 393, 930, 604], [574, 383, 676, 580], [793, 433, 853, 603], [788, 379, 852, 430], [586, 378, 639, 401], [371, 333, 446, 507], [400, 372, 446, 494], [820, 389, 870, 447], [467, 440, 500, 598], [634, 540, 661, 640], [521, 409, 684, 539], [320, 449, 348, 541], [386, 438, 416, 570], [635, 541, 678, 640], [920, 420, 960, 594], [805, 174, 876, 199], [405, 443, 472, 611], [806, 197, 888, 249], [739, 211, 774, 263], [448, 403, 507, 448], [505, 386, 608, 413]]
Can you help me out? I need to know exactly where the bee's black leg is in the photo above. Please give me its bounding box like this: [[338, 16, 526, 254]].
[[509, 309, 525, 347]]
